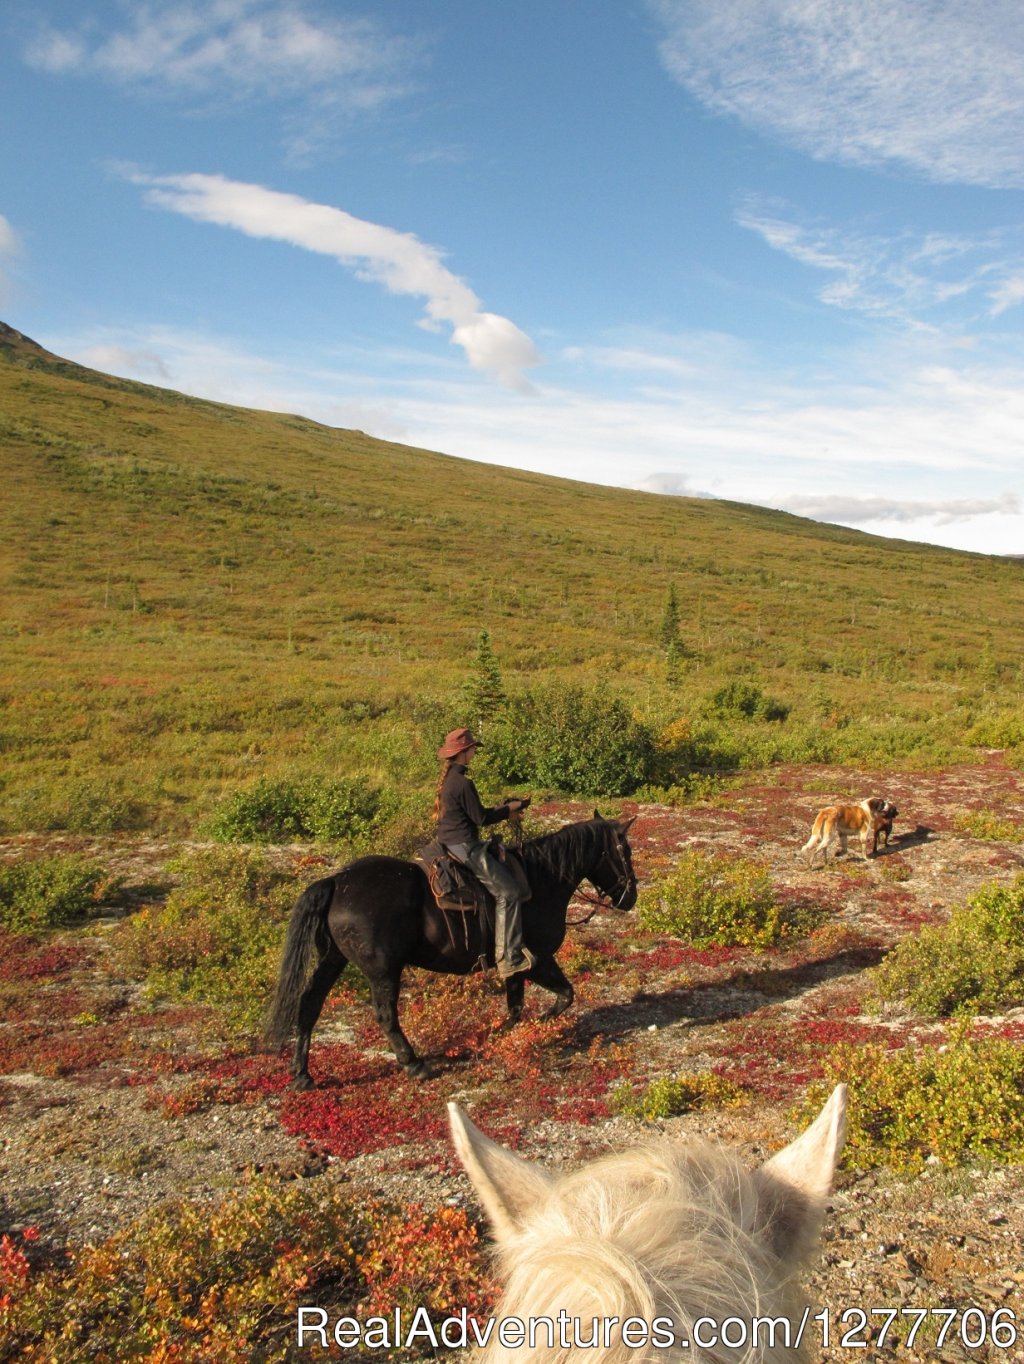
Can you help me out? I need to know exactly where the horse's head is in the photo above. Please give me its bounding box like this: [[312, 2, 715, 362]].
[[449, 1086, 847, 1362], [588, 810, 638, 911]]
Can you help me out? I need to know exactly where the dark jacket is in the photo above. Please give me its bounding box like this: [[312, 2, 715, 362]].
[[435, 763, 509, 847]]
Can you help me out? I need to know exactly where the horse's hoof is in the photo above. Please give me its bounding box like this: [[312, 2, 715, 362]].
[[404, 1058, 435, 1080], [539, 1000, 571, 1022], [291, 1073, 315, 1091]]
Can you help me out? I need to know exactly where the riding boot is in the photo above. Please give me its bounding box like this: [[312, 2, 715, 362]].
[[463, 843, 534, 978], [494, 894, 535, 979]]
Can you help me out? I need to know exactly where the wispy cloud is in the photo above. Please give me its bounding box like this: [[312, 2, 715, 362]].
[[126, 170, 541, 389], [632, 471, 714, 498], [735, 196, 1024, 332], [989, 275, 1024, 316], [24, 0, 419, 155], [651, 0, 1024, 188]]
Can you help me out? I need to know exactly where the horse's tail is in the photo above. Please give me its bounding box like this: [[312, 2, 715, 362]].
[[264, 876, 335, 1046]]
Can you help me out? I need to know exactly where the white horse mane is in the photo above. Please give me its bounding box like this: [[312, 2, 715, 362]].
[[448, 1086, 846, 1363]]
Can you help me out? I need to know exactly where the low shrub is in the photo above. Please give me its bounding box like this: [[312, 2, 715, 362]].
[[799, 1024, 1024, 1170], [482, 682, 657, 795], [206, 775, 398, 844], [0, 1179, 494, 1362], [115, 847, 297, 1030], [0, 855, 118, 933], [953, 809, 1024, 843], [638, 849, 822, 948], [706, 681, 789, 723], [610, 1071, 745, 1121], [630, 773, 728, 806], [871, 873, 1024, 1016]]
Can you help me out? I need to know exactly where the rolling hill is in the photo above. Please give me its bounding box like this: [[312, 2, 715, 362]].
[[2, 319, 1022, 832]]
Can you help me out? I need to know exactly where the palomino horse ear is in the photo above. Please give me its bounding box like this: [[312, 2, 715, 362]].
[[448, 1102, 552, 1243], [764, 1083, 847, 1200], [756, 1083, 847, 1259]]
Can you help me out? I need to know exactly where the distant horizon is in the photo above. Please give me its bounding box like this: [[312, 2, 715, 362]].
[[6, 311, 1018, 562], [2, 1, 1023, 555]]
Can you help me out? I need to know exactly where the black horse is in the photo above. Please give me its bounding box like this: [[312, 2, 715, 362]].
[[265, 813, 638, 1086]]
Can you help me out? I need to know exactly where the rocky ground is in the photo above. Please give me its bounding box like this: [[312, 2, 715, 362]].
[[2, 760, 1024, 1361]]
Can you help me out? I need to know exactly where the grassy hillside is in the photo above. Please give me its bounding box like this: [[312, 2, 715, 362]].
[[2, 319, 1022, 833]]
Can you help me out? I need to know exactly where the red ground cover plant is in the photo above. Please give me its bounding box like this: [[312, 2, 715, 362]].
[[0, 1018, 136, 1079], [710, 1008, 914, 1101], [0, 1228, 37, 1311], [356, 1203, 496, 1319], [0, 930, 94, 983], [277, 1045, 449, 1159]]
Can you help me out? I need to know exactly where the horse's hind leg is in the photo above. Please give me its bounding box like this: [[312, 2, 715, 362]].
[[292, 946, 347, 1090], [528, 957, 574, 1022], [368, 971, 430, 1079]]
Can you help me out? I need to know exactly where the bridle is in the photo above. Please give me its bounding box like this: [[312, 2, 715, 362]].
[[570, 826, 636, 921]]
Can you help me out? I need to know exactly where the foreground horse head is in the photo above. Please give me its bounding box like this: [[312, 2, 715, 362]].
[[449, 1086, 847, 1362]]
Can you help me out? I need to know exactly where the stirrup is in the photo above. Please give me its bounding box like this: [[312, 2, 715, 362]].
[[496, 947, 536, 980]]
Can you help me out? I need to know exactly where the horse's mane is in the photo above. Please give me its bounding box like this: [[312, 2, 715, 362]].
[[450, 1089, 847, 1364], [482, 1139, 813, 1362], [518, 818, 608, 883]]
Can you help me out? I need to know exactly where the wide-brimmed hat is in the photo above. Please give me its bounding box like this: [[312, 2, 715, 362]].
[[437, 727, 483, 759]]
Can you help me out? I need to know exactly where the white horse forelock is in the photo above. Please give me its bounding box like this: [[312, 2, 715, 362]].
[[449, 1086, 847, 1364]]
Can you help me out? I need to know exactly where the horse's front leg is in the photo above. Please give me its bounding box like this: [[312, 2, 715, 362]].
[[498, 974, 526, 1030], [369, 971, 432, 1079], [529, 956, 574, 1021]]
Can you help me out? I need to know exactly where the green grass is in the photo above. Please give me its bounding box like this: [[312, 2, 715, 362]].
[[3, 321, 1024, 833]]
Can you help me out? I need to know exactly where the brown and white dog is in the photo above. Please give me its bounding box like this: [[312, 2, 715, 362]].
[[801, 797, 895, 864]]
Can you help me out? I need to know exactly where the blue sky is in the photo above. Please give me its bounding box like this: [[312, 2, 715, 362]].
[[3, 0, 1024, 554]]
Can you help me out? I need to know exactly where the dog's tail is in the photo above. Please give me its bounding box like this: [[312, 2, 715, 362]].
[[800, 812, 826, 856]]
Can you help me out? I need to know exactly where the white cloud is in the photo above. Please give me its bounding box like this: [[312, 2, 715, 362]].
[[24, 0, 418, 155], [632, 472, 713, 497], [0, 214, 20, 303], [651, 0, 1024, 188], [779, 491, 1020, 526], [0, 214, 18, 258], [77, 343, 172, 381], [125, 171, 541, 388]]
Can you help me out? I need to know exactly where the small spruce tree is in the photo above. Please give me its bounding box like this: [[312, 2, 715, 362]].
[[461, 629, 505, 730], [660, 583, 681, 651], [661, 584, 687, 682]]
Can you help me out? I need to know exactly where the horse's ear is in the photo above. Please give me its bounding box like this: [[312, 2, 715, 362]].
[[756, 1083, 847, 1260], [593, 808, 603, 821], [618, 815, 636, 832], [763, 1083, 847, 1201], [448, 1102, 552, 1242]]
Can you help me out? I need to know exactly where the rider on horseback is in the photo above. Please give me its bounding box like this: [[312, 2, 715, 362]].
[[434, 727, 534, 979]]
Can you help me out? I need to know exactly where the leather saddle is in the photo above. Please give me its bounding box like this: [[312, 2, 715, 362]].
[[415, 836, 531, 913]]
